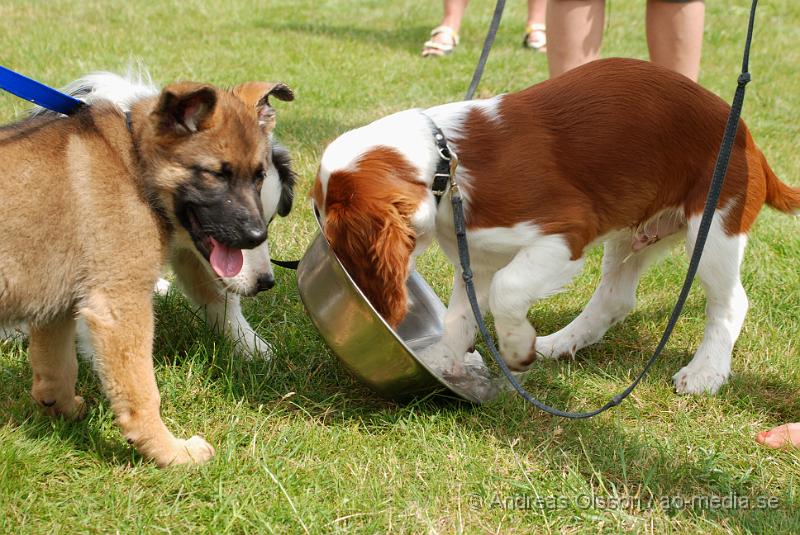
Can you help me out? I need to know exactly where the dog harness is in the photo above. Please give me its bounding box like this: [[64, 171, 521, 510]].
[[424, 114, 457, 205]]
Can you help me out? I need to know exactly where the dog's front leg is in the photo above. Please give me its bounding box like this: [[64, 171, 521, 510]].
[[418, 270, 490, 375], [80, 290, 214, 467], [489, 241, 584, 372], [171, 248, 272, 360], [204, 294, 274, 360]]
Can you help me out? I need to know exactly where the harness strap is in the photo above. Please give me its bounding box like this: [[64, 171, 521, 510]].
[[271, 258, 300, 269], [125, 110, 133, 133], [429, 123, 454, 204]]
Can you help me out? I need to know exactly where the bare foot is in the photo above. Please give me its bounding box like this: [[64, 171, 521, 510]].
[[756, 423, 800, 448]]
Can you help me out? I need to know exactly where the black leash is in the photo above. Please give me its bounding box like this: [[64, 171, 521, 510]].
[[464, 0, 506, 100], [449, 0, 758, 418], [271, 258, 300, 269]]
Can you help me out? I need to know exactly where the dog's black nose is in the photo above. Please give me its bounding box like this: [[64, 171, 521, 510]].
[[240, 224, 267, 248], [256, 272, 275, 292]]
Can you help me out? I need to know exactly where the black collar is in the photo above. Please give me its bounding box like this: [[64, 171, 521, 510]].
[[125, 111, 133, 133], [423, 114, 455, 205]]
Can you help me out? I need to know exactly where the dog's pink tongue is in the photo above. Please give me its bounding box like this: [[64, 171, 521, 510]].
[[209, 237, 243, 278]]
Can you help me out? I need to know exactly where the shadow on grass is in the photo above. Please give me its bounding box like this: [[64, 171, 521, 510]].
[[477, 409, 798, 529], [227, 289, 799, 530], [534, 299, 800, 422], [0, 348, 136, 467], [723, 369, 800, 422], [277, 114, 362, 154]]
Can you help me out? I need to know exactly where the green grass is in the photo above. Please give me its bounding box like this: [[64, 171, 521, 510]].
[[1, 0, 799, 532]]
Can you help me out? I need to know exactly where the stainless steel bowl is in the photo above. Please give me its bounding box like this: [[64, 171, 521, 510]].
[[296, 207, 501, 404]]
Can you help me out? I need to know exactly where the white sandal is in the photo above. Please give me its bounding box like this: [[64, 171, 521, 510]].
[[422, 25, 459, 57], [523, 23, 546, 52]]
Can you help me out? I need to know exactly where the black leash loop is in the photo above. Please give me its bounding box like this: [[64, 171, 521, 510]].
[[271, 258, 300, 270], [464, 0, 506, 100], [452, 0, 758, 418]]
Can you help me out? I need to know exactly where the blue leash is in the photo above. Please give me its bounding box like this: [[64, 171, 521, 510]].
[[0, 65, 84, 115], [453, 0, 758, 417]]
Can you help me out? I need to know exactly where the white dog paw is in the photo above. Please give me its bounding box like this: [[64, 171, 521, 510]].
[[154, 278, 172, 296], [417, 342, 467, 377], [497, 321, 537, 371], [673, 364, 728, 395], [535, 332, 579, 360], [236, 333, 274, 361], [164, 435, 216, 467]]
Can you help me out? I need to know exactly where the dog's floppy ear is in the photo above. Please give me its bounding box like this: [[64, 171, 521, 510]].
[[154, 83, 217, 135], [231, 82, 294, 132], [271, 143, 296, 217], [324, 191, 416, 328]]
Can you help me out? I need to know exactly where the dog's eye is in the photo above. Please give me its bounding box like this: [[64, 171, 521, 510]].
[[253, 165, 265, 184], [217, 162, 233, 180]]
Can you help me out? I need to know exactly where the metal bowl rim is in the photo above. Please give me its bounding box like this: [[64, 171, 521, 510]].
[[301, 201, 474, 399]]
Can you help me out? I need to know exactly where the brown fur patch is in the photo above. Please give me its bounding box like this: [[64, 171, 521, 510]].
[[320, 147, 427, 327], [452, 58, 794, 258]]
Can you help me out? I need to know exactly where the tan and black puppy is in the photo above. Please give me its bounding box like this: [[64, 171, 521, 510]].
[[0, 80, 278, 466], [17, 73, 296, 360]]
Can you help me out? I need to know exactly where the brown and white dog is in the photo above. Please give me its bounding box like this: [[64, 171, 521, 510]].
[[312, 58, 799, 395]]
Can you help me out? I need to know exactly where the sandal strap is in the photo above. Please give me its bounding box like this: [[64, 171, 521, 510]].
[[523, 22, 547, 49], [423, 39, 455, 52], [429, 25, 460, 46]]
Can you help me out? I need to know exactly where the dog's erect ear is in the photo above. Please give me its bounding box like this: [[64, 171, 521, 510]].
[[231, 82, 294, 132], [272, 143, 296, 217], [154, 83, 217, 135]]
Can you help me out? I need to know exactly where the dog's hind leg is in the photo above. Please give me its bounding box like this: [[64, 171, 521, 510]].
[[80, 290, 214, 467], [28, 315, 86, 420], [489, 236, 584, 371], [673, 212, 748, 395], [537, 231, 678, 359]]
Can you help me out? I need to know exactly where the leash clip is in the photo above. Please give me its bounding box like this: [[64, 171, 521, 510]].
[[448, 148, 460, 194]]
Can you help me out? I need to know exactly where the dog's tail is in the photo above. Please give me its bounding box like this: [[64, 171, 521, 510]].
[[762, 151, 800, 216], [30, 65, 158, 117]]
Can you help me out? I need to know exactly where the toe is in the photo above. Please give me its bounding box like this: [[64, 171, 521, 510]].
[[756, 423, 800, 449]]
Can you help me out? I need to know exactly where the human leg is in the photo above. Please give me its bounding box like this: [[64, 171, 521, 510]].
[[646, 0, 705, 81], [546, 0, 605, 77], [523, 0, 548, 51]]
